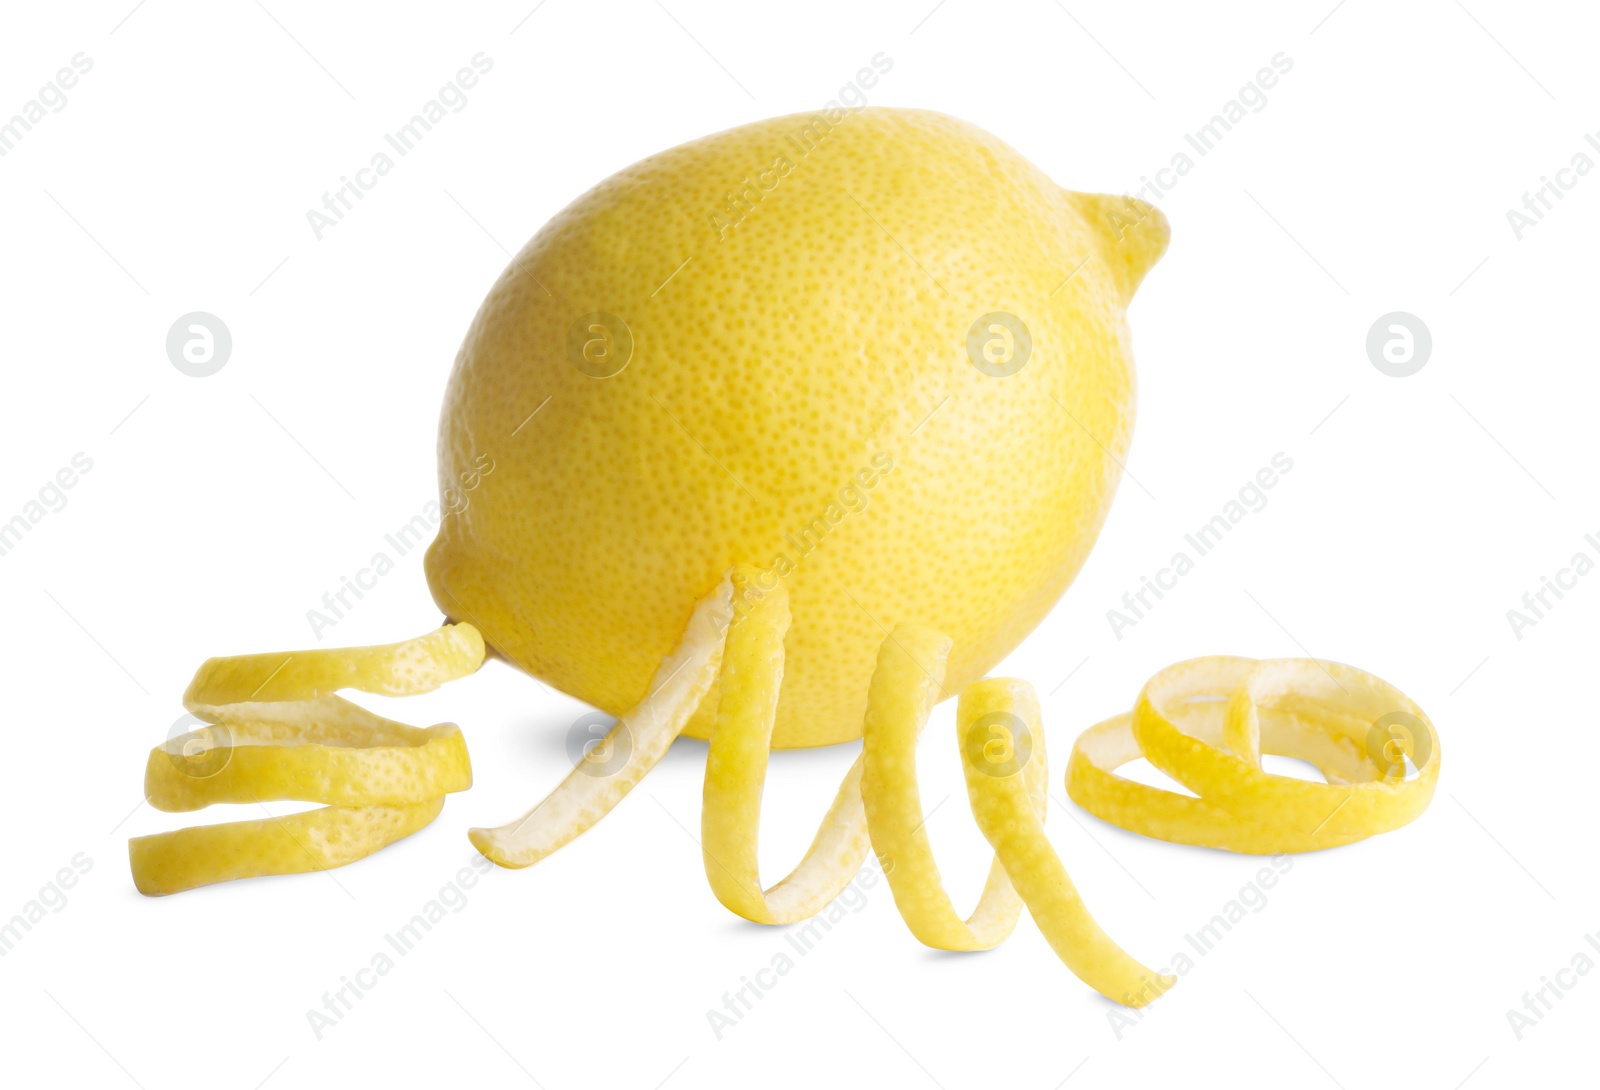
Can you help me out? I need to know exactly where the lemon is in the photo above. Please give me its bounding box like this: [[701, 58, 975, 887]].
[[425, 106, 1168, 748], [131, 106, 1442, 1012]]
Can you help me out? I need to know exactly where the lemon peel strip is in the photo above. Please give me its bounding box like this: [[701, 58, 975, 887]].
[[464, 577, 1435, 1011], [860, 625, 1032, 951], [1067, 656, 1440, 854], [146, 698, 472, 812], [470, 575, 734, 868], [183, 623, 486, 709], [130, 799, 446, 897], [853, 624, 1167, 1002], [474, 587, 1171, 1007], [701, 574, 870, 924], [958, 676, 1175, 1007], [129, 624, 484, 896]]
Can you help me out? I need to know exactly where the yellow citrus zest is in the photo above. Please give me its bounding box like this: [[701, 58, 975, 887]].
[[701, 571, 869, 924], [474, 577, 1443, 1006], [129, 624, 483, 896], [958, 676, 1174, 1007], [469, 576, 734, 868], [477, 573, 1177, 1005], [1067, 656, 1440, 853], [860, 624, 1032, 952]]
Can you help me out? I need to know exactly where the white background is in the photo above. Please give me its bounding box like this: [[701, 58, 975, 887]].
[[1, 1, 1595, 1087]]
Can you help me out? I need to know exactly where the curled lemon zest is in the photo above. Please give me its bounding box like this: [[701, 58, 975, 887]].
[[477, 572, 1171, 1004], [859, 625, 1032, 951], [470, 575, 734, 868], [472, 579, 1441, 1008], [129, 624, 483, 896], [1067, 656, 1440, 853], [700, 572, 870, 924], [958, 676, 1174, 1006]]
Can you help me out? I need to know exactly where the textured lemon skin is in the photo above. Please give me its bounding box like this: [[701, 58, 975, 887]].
[[426, 107, 1166, 748], [130, 626, 484, 895], [129, 799, 444, 897]]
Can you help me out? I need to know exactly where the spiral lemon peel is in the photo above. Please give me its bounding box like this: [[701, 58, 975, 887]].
[[700, 574, 869, 924], [472, 578, 1439, 1007], [958, 676, 1175, 1006], [129, 624, 484, 896], [860, 624, 1033, 953], [469, 575, 735, 868], [129, 798, 449, 898], [1066, 656, 1440, 854], [476, 571, 1171, 1006]]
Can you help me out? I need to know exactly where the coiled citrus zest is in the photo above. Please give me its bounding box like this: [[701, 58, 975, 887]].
[[701, 572, 869, 924], [476, 572, 1171, 1005], [1066, 655, 1440, 853], [469, 576, 734, 867], [472, 579, 1440, 1008], [129, 624, 484, 896], [860, 624, 1033, 952]]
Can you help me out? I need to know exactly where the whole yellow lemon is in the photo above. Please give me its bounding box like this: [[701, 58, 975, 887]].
[[425, 106, 1166, 748]]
